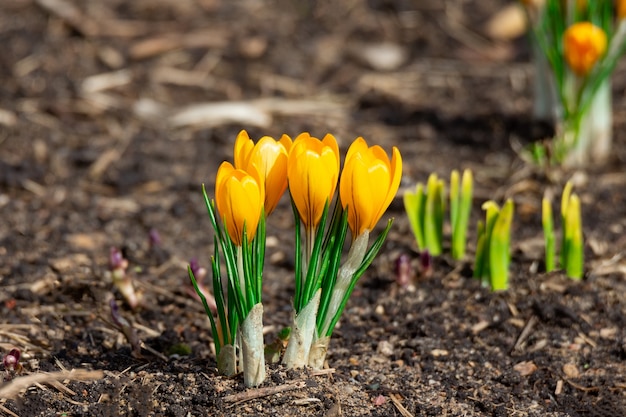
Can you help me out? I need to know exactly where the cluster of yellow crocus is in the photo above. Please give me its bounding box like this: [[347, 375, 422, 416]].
[[288, 133, 402, 238], [214, 131, 291, 246], [215, 130, 402, 246], [563, 22, 607, 76]]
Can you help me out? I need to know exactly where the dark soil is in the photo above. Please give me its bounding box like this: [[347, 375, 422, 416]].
[[1, 1, 626, 416]]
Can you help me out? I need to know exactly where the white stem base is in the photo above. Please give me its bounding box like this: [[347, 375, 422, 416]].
[[282, 289, 321, 369], [240, 303, 266, 387]]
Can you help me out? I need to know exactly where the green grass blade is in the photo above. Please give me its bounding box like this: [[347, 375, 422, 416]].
[[317, 208, 349, 329], [450, 170, 460, 233], [564, 193, 584, 280], [473, 220, 486, 280], [290, 197, 303, 310], [489, 199, 514, 291], [424, 175, 443, 255], [189, 264, 222, 353], [560, 181, 573, 267], [403, 185, 425, 250], [452, 169, 472, 259], [542, 196, 556, 272]]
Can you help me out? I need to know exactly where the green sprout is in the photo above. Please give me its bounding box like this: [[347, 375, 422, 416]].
[[450, 169, 473, 260], [404, 173, 445, 256], [520, 0, 626, 167], [561, 182, 584, 280], [473, 199, 514, 291], [542, 194, 556, 273], [540, 182, 584, 279]]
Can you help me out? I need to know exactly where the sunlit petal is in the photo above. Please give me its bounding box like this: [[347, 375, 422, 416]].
[[233, 131, 290, 215], [288, 134, 340, 230], [215, 161, 263, 246], [340, 138, 402, 237]]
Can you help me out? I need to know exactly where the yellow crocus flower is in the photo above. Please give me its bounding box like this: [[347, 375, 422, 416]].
[[618, 0, 626, 20], [563, 22, 607, 76], [287, 133, 340, 230], [215, 161, 264, 246], [340, 137, 402, 237], [234, 130, 292, 215]]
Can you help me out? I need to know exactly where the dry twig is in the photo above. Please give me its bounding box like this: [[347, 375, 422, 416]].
[[389, 393, 414, 417], [223, 368, 335, 405], [0, 369, 104, 400]]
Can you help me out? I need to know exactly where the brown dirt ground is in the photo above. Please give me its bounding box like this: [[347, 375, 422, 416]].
[[1, 1, 626, 416]]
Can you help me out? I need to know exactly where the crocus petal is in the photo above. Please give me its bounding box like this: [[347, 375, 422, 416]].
[[233, 131, 291, 216], [234, 130, 254, 170], [563, 22, 607, 76], [215, 161, 264, 246], [288, 133, 340, 230], [340, 138, 402, 236]]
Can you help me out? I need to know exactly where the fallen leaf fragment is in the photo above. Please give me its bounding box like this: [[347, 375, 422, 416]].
[[563, 363, 579, 378], [514, 360, 537, 376], [430, 349, 449, 357]]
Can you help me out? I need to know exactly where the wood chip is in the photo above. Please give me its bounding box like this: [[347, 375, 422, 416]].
[[562, 363, 579, 379], [389, 393, 414, 417], [430, 349, 449, 357], [35, 0, 99, 36], [484, 3, 527, 40], [0, 108, 17, 127], [513, 361, 537, 377], [169, 101, 272, 129], [599, 327, 618, 339], [49, 253, 92, 274], [471, 320, 490, 334], [66, 233, 107, 251], [81, 70, 132, 94], [129, 29, 228, 60], [555, 379, 564, 395]]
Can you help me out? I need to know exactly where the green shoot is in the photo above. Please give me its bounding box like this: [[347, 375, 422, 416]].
[[542, 195, 556, 272], [474, 199, 515, 291], [561, 182, 584, 280], [450, 169, 473, 260], [403, 173, 445, 256]]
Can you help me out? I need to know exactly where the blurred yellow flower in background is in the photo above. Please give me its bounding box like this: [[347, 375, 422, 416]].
[[563, 22, 607, 76], [618, 0, 626, 20]]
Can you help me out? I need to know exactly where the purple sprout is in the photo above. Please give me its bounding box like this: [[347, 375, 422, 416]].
[[395, 254, 413, 287], [108, 247, 140, 309], [419, 250, 432, 277], [109, 247, 127, 271], [3, 348, 22, 381], [420, 249, 433, 276], [189, 258, 204, 280], [148, 228, 162, 248]]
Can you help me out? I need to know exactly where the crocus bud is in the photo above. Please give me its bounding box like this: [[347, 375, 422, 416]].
[[563, 22, 607, 76], [395, 254, 413, 287]]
